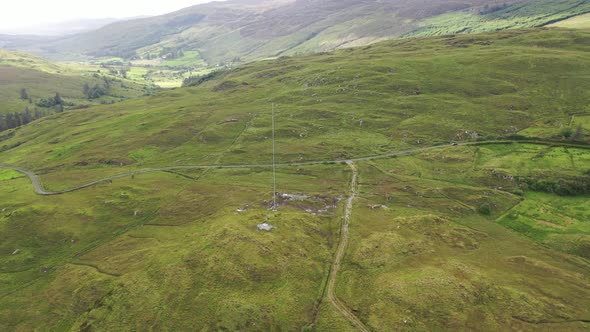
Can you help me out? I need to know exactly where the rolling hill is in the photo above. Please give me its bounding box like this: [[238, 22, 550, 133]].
[[0, 49, 153, 130], [0, 28, 589, 331]]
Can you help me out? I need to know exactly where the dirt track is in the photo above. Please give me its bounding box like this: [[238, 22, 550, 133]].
[[325, 161, 370, 331]]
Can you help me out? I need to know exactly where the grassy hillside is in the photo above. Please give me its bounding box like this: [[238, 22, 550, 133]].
[[0, 49, 153, 129], [4, 0, 590, 68], [4, 0, 589, 89], [0, 29, 589, 330], [332, 144, 590, 331]]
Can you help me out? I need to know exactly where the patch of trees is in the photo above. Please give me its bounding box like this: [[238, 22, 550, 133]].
[[107, 68, 128, 78], [518, 175, 590, 196], [0, 108, 49, 131], [83, 83, 108, 99], [182, 70, 223, 87], [36, 93, 71, 110], [100, 60, 126, 66], [91, 48, 138, 60], [83, 76, 115, 99], [160, 47, 185, 60], [99, 65, 130, 79]]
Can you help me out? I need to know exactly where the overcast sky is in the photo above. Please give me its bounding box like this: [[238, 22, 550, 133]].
[[0, 0, 218, 30]]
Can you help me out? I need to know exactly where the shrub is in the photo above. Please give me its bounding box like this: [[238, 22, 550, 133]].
[[560, 127, 574, 139], [477, 203, 492, 215], [519, 176, 590, 196]]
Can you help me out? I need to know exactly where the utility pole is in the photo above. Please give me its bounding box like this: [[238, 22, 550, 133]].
[[272, 103, 277, 211]]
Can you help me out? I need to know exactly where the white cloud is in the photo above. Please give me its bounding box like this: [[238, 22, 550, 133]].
[[0, 0, 218, 29]]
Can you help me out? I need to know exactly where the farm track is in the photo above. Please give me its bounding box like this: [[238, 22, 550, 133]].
[[1, 140, 588, 196]]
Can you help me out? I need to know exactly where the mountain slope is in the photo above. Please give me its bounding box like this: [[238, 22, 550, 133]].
[[405, 0, 590, 37], [5, 0, 590, 65], [0, 28, 589, 330]]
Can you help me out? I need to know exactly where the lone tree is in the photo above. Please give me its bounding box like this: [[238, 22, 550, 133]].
[[20, 88, 29, 100], [54, 93, 63, 105], [22, 107, 32, 123]]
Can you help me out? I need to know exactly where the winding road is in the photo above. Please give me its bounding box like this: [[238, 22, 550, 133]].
[[2, 140, 587, 196]]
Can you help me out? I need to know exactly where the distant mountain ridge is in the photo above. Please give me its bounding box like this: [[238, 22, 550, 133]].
[[1, 0, 589, 64], [0, 18, 122, 36]]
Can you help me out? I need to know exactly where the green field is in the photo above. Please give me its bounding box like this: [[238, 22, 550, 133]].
[[0, 28, 589, 330], [549, 12, 590, 29], [162, 50, 206, 68], [405, 0, 590, 38], [126, 67, 149, 81]]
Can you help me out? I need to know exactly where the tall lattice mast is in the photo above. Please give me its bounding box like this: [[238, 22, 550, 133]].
[[271, 103, 277, 210]]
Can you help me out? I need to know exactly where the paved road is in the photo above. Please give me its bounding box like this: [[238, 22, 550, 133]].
[[0, 165, 51, 194], [326, 162, 370, 332], [1, 140, 588, 195]]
